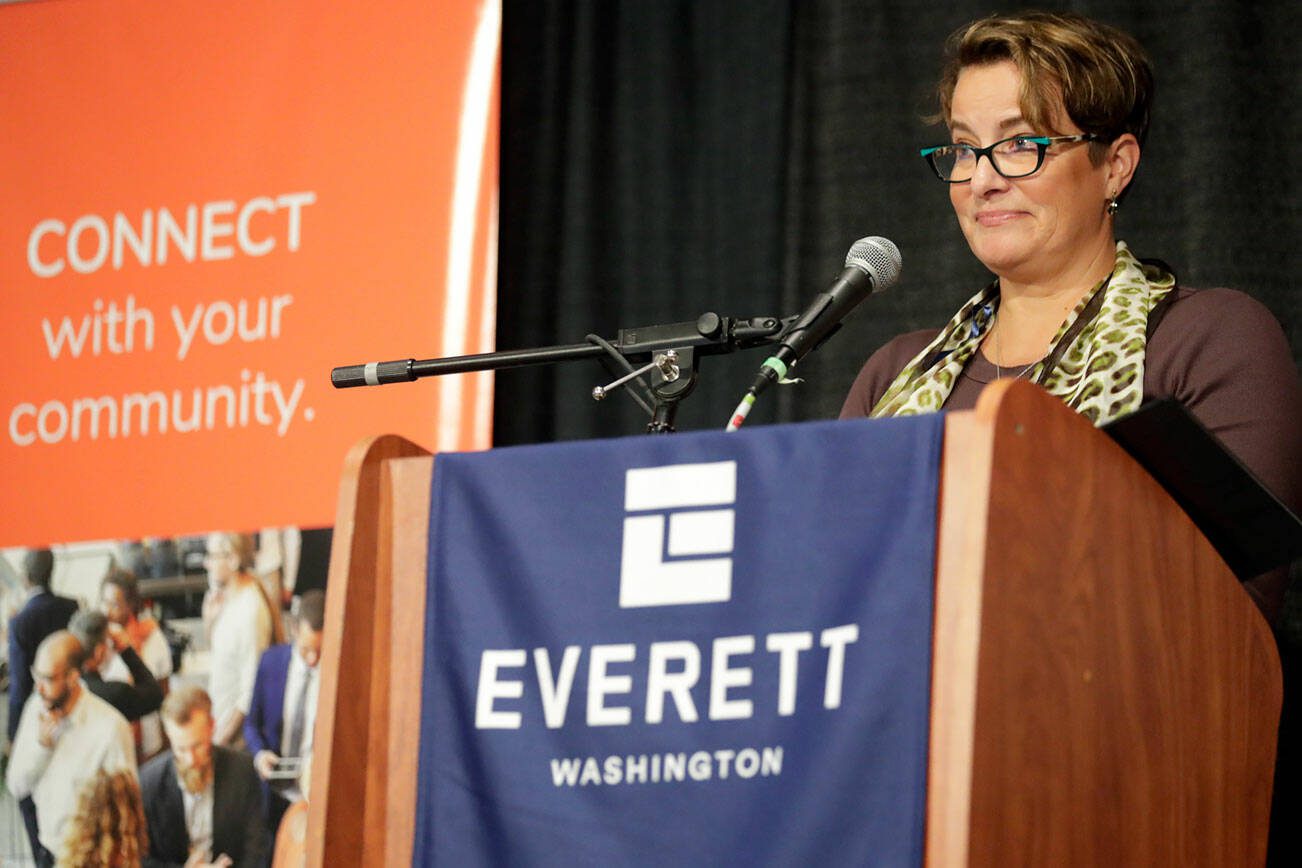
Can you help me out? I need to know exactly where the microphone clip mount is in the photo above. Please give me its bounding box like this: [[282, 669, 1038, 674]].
[[592, 350, 680, 402]]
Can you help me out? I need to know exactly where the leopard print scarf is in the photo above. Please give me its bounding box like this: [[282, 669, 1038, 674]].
[[869, 242, 1175, 425]]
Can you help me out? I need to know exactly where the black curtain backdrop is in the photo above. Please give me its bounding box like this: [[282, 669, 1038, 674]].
[[496, 2, 1300, 859], [497, 0, 1299, 445]]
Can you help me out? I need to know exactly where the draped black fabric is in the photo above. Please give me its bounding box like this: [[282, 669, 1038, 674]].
[[497, 3, 1301, 861], [497, 0, 1299, 444]]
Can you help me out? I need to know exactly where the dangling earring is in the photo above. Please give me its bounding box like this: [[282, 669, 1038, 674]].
[[1106, 194, 1120, 215]]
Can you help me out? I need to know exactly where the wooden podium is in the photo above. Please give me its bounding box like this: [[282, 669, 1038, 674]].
[[299, 380, 1280, 866]]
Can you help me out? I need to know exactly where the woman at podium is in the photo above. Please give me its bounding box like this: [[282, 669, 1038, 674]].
[[839, 10, 1300, 621]]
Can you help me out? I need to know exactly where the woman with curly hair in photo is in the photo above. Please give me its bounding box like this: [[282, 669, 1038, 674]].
[[60, 769, 149, 868]]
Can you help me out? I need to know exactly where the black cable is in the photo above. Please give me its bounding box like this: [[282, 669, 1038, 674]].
[[585, 334, 656, 416]]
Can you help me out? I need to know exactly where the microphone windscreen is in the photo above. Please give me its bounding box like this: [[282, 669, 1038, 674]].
[[845, 236, 902, 292]]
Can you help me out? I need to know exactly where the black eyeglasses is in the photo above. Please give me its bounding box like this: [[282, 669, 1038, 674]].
[[920, 134, 1102, 183]]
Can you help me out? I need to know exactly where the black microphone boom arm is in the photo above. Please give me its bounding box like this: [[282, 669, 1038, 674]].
[[329, 313, 790, 389], [330, 313, 793, 434]]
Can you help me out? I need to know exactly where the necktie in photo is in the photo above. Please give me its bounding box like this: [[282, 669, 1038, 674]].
[[286, 670, 311, 758]]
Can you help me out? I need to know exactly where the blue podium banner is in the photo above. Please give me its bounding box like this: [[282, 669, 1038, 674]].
[[414, 416, 945, 866]]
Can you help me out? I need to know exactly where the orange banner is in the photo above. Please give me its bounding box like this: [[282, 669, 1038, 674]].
[[0, 0, 499, 547]]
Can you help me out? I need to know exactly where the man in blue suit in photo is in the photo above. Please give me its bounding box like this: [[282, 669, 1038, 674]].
[[5, 548, 79, 864], [244, 589, 325, 837], [7, 550, 79, 742]]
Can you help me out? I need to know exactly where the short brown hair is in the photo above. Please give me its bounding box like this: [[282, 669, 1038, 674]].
[[297, 590, 327, 633], [936, 11, 1154, 159], [161, 684, 213, 727], [24, 548, 55, 589], [102, 567, 143, 613]]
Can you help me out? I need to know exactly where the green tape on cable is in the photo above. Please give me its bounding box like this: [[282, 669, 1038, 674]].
[[761, 356, 802, 385]]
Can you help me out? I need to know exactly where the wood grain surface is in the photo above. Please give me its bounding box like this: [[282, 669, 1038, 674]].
[[929, 381, 1280, 866], [304, 435, 429, 868]]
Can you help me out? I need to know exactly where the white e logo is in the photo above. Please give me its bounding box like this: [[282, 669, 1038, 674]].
[[619, 461, 736, 608]]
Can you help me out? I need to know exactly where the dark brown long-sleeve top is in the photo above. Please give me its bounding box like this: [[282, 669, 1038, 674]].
[[840, 286, 1302, 623]]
